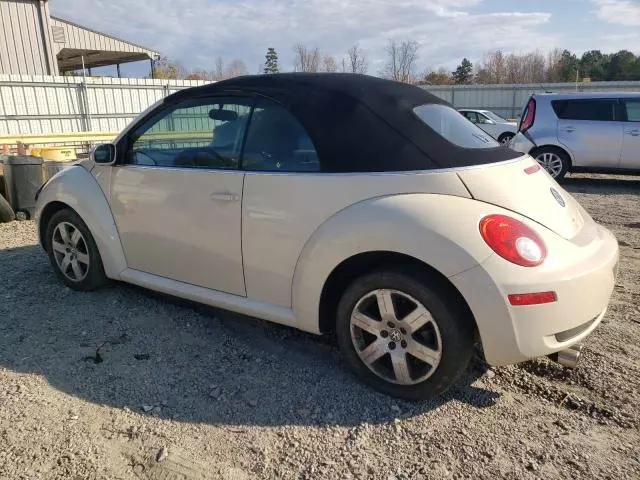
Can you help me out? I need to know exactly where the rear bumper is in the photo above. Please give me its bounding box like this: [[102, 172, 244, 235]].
[[450, 223, 619, 366]]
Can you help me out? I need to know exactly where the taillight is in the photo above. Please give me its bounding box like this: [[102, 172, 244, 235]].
[[479, 214, 547, 267], [519, 98, 536, 133]]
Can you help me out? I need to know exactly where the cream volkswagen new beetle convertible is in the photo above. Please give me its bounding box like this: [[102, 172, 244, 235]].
[[35, 74, 619, 400]]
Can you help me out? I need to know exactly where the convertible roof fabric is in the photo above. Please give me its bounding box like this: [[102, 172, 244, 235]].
[[168, 73, 521, 173]]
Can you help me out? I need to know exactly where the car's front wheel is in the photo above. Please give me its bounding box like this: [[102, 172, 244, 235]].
[[336, 269, 475, 400], [45, 208, 107, 291]]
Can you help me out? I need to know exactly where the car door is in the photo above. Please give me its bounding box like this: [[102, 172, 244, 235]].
[[109, 96, 253, 296], [554, 98, 623, 168], [240, 97, 322, 307], [620, 98, 640, 169]]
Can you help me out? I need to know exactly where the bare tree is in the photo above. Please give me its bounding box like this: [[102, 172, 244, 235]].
[[185, 69, 210, 80], [210, 57, 249, 81], [383, 39, 419, 83], [212, 57, 226, 81], [323, 55, 339, 73], [546, 48, 564, 82], [477, 49, 549, 84], [226, 59, 249, 78], [293, 44, 321, 72], [345, 43, 368, 74]]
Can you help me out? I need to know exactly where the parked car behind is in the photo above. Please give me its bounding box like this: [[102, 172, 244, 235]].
[[35, 74, 619, 400], [510, 92, 640, 179], [458, 109, 517, 144]]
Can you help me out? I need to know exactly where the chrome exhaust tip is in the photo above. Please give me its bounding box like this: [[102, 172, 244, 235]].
[[549, 344, 583, 369]]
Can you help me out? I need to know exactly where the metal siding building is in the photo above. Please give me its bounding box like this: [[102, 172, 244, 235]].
[[423, 81, 640, 119], [0, 0, 158, 76], [0, 0, 57, 75]]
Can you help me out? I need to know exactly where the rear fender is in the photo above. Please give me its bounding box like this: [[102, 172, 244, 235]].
[[291, 194, 498, 333], [35, 165, 126, 279]]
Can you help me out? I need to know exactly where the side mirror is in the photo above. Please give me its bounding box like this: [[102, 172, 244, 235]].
[[482, 118, 496, 125], [92, 144, 115, 164]]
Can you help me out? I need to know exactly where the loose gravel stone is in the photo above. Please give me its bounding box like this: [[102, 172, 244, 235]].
[[0, 175, 639, 479]]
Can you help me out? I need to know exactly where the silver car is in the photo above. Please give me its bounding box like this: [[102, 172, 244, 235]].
[[510, 92, 640, 179], [458, 109, 518, 144]]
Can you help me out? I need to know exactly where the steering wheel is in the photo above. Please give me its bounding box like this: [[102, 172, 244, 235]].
[[175, 147, 234, 168]]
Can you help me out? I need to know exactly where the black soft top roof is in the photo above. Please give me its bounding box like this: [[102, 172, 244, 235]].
[[169, 73, 520, 173]]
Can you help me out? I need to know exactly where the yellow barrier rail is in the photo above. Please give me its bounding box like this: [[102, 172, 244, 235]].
[[0, 130, 213, 147], [0, 131, 118, 146]]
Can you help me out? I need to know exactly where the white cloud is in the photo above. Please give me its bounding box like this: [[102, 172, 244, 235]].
[[592, 0, 640, 26], [50, 0, 554, 73]]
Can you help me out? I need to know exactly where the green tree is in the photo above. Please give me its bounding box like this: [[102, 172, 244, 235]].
[[580, 50, 609, 81], [264, 48, 279, 74], [559, 50, 580, 82], [607, 50, 638, 80], [452, 58, 473, 84]]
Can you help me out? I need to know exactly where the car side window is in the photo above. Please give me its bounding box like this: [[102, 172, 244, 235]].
[[477, 113, 491, 124], [464, 112, 478, 123], [623, 99, 640, 122], [552, 99, 616, 122], [127, 97, 253, 169], [242, 99, 320, 172]]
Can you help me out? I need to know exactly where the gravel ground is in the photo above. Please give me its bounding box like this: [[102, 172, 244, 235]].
[[0, 173, 639, 480]]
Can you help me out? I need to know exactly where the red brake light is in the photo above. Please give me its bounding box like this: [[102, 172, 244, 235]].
[[508, 291, 557, 306], [479, 214, 547, 267], [519, 98, 536, 133]]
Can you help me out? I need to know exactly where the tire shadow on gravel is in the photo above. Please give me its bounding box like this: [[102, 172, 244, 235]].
[[562, 174, 640, 196], [0, 245, 498, 429]]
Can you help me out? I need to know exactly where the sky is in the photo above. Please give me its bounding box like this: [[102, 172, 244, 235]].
[[49, 0, 640, 78]]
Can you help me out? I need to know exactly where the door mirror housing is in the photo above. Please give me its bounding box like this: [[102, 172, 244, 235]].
[[92, 144, 116, 164]]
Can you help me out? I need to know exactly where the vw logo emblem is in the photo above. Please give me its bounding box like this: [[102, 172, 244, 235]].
[[550, 187, 565, 207]]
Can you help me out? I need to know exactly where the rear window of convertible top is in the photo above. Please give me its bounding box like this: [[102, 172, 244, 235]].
[[413, 104, 500, 149]]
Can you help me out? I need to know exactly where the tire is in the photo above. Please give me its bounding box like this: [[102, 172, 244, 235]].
[[0, 194, 15, 222], [498, 132, 515, 145], [45, 208, 107, 291], [336, 269, 475, 400], [532, 146, 570, 180]]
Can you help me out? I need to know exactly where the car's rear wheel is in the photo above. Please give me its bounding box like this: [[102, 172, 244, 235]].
[[45, 209, 107, 291], [336, 269, 475, 400], [498, 132, 515, 144], [532, 147, 570, 180]]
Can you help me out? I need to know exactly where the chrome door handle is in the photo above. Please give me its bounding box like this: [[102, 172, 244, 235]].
[[210, 191, 239, 202], [627, 129, 640, 136], [564, 126, 575, 133]]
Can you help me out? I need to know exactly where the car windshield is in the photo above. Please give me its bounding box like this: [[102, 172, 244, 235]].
[[414, 104, 499, 149], [482, 111, 508, 123]]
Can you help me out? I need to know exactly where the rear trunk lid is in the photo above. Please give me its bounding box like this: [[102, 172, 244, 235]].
[[458, 155, 585, 240]]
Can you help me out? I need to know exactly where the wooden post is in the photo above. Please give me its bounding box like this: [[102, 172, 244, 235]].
[[117, 64, 121, 78]]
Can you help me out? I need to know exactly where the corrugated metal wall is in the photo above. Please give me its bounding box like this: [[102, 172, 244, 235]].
[[50, 17, 156, 57], [423, 81, 640, 119], [0, 74, 210, 135], [0, 0, 58, 75]]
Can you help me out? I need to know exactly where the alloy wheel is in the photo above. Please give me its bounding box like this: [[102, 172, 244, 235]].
[[51, 222, 90, 282], [350, 289, 442, 385], [536, 152, 564, 178]]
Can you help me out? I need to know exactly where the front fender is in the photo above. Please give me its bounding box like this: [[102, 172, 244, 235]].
[[291, 194, 498, 334], [35, 165, 126, 279]]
